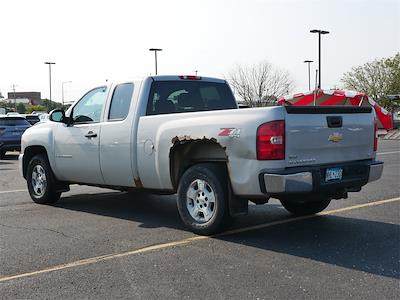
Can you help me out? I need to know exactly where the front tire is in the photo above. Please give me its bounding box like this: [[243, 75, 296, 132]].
[[280, 194, 331, 216], [27, 154, 61, 204], [177, 163, 230, 235]]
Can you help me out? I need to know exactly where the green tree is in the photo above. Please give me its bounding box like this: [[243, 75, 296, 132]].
[[41, 99, 63, 111], [26, 105, 47, 114], [341, 53, 400, 111], [16, 103, 26, 114]]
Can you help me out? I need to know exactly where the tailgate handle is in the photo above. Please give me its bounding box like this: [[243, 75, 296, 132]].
[[327, 116, 342, 128]]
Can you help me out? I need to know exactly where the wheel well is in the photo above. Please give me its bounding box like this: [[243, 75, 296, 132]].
[[169, 139, 228, 190], [23, 146, 48, 178]]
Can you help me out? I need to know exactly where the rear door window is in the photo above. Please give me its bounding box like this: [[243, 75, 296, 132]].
[[108, 83, 134, 121], [146, 81, 236, 115]]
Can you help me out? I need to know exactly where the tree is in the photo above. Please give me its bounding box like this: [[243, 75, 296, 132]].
[[16, 103, 26, 114], [227, 61, 295, 107], [341, 53, 400, 111], [26, 105, 47, 114]]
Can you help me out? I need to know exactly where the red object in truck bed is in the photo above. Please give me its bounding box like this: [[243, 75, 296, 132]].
[[277, 89, 393, 130]]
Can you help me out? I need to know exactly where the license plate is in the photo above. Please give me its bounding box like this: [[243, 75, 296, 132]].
[[12, 132, 21, 136], [325, 168, 343, 181]]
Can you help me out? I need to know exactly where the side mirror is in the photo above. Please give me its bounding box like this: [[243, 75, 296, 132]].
[[49, 109, 66, 123]]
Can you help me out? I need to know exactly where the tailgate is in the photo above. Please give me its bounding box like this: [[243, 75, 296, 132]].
[[284, 106, 375, 167]]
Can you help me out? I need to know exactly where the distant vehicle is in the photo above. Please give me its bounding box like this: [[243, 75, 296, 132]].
[[393, 111, 400, 129], [0, 116, 31, 159], [6, 112, 22, 117], [38, 113, 49, 123], [24, 114, 41, 125], [20, 75, 383, 234], [31, 111, 48, 116]]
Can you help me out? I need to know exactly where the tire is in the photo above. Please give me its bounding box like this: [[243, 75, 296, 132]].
[[177, 163, 230, 235], [26, 154, 61, 204], [280, 194, 331, 216], [0, 150, 6, 159]]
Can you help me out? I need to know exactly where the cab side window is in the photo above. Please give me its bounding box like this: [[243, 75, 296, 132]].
[[108, 83, 134, 121], [73, 87, 107, 123]]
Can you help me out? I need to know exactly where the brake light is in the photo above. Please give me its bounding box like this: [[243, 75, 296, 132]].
[[257, 120, 285, 160], [373, 121, 378, 152], [179, 75, 201, 80]]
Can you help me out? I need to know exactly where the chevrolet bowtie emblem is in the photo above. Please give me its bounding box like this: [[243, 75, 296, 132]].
[[328, 132, 343, 143]]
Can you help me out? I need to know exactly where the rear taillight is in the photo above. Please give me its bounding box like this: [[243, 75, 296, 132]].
[[257, 120, 285, 160], [373, 121, 378, 152]]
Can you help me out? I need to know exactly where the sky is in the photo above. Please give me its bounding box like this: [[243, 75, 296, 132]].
[[0, 0, 399, 103]]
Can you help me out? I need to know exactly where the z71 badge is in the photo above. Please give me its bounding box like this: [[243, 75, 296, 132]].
[[219, 128, 241, 138]]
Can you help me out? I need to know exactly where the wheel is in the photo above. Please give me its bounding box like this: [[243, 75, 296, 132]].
[[177, 163, 230, 235], [26, 154, 61, 204], [280, 194, 331, 216], [0, 150, 6, 159]]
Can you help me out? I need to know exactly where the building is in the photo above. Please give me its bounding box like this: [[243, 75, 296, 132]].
[[4, 98, 30, 104], [7, 92, 42, 105]]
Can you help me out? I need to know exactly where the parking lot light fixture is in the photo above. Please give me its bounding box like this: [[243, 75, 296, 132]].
[[304, 60, 313, 91], [62, 81, 72, 106], [44, 62, 56, 106], [149, 48, 162, 75], [310, 29, 329, 89]]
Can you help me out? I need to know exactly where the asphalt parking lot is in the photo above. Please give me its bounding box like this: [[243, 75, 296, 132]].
[[0, 140, 399, 300]]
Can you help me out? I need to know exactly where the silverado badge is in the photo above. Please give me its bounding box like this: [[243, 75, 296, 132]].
[[328, 132, 343, 143]]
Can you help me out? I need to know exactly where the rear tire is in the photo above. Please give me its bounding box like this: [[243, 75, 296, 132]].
[[27, 154, 61, 204], [280, 194, 331, 216], [177, 163, 230, 235]]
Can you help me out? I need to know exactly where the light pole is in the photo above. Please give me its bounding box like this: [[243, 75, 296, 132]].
[[44, 62, 56, 109], [149, 48, 162, 75], [310, 29, 329, 89], [62, 81, 72, 107], [303, 60, 313, 91], [11, 84, 17, 109]]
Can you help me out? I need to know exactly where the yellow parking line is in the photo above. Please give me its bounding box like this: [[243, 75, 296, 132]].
[[0, 196, 399, 283]]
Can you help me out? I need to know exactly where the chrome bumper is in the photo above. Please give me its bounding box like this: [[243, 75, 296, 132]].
[[368, 162, 384, 183], [18, 153, 24, 177], [263, 161, 384, 194], [263, 172, 313, 193]]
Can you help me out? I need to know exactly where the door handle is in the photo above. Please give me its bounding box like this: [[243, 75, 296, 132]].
[[84, 131, 98, 138]]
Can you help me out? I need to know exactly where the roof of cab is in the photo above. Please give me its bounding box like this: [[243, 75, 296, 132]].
[[150, 75, 226, 83]]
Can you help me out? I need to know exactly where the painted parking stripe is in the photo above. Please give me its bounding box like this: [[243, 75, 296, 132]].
[[0, 189, 26, 194], [0, 196, 399, 283], [377, 151, 400, 156]]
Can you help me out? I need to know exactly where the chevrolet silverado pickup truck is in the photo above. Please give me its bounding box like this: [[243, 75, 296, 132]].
[[19, 75, 383, 234]]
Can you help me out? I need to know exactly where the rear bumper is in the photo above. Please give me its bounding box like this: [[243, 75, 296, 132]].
[[260, 160, 383, 194]]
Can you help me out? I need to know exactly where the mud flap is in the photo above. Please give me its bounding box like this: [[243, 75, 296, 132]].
[[228, 182, 248, 216]]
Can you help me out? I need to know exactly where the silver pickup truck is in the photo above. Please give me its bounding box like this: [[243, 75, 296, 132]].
[[19, 75, 383, 234]]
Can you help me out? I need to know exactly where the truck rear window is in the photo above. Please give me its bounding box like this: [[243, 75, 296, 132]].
[[146, 81, 237, 115]]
